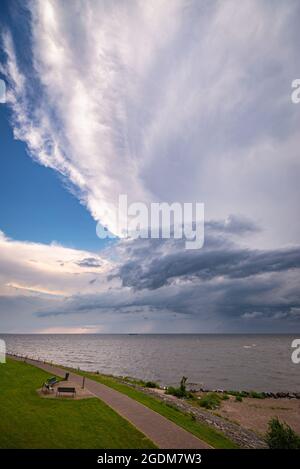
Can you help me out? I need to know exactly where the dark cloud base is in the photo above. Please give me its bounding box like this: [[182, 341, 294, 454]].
[[35, 219, 300, 332]]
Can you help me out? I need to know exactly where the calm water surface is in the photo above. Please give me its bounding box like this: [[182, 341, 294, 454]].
[[1, 334, 299, 392]]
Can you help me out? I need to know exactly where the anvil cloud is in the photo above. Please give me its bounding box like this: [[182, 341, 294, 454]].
[[0, 0, 300, 332]]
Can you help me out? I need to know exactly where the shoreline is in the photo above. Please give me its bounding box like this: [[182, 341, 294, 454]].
[[6, 355, 237, 448], [7, 353, 300, 449], [7, 352, 300, 399], [3, 333, 298, 394]]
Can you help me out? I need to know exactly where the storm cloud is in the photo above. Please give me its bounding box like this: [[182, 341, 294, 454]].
[[34, 223, 300, 332], [0, 1, 300, 332]]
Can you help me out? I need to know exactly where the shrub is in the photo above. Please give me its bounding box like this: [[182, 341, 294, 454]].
[[266, 417, 300, 449], [235, 395, 243, 402], [222, 394, 229, 400], [166, 386, 182, 397], [199, 392, 222, 410], [165, 376, 192, 398], [145, 381, 158, 388], [166, 386, 192, 398], [249, 391, 265, 399]]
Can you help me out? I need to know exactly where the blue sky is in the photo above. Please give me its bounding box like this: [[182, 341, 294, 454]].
[[0, 1, 105, 251], [0, 0, 300, 333], [0, 105, 104, 250]]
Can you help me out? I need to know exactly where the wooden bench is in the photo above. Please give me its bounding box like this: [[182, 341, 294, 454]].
[[56, 386, 76, 398]]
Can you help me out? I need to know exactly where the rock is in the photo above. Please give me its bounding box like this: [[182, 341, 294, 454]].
[[276, 392, 288, 398], [141, 385, 267, 448]]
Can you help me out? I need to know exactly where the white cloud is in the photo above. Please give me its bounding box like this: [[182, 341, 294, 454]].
[[0, 228, 300, 332], [37, 325, 104, 334], [1, 0, 299, 245], [0, 231, 113, 298], [242, 311, 263, 320], [1, 1, 300, 333]]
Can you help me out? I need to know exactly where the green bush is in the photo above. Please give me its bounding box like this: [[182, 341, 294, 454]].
[[145, 381, 158, 388], [166, 386, 182, 397], [165, 376, 192, 399], [235, 395, 243, 402], [166, 386, 192, 398], [199, 392, 222, 410], [249, 391, 265, 399], [123, 378, 159, 389], [266, 417, 300, 449], [222, 394, 229, 400]]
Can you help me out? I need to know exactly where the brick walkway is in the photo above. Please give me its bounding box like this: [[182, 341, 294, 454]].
[[13, 356, 211, 449]]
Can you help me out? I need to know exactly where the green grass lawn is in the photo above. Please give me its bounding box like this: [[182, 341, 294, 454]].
[[77, 370, 238, 449], [0, 359, 155, 449]]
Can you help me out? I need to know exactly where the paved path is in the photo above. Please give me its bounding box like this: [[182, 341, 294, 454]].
[[12, 356, 211, 449]]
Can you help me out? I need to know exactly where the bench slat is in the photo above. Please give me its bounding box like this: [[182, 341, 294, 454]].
[[57, 387, 76, 393]]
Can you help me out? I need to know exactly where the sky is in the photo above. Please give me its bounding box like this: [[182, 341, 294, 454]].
[[0, 0, 300, 333]]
